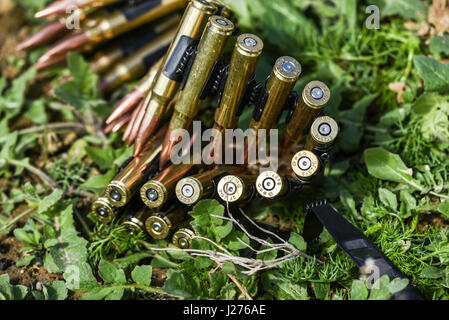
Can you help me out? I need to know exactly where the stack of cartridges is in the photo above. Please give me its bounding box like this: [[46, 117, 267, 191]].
[[24, 1, 340, 249]]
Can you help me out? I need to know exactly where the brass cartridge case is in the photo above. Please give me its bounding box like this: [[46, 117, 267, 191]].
[[216, 174, 257, 203], [214, 33, 263, 131], [249, 56, 301, 131], [145, 207, 186, 239], [100, 27, 176, 91], [283, 80, 330, 150], [141, 0, 217, 130], [122, 206, 156, 234], [91, 196, 119, 223], [168, 15, 234, 132], [255, 170, 288, 199], [175, 166, 241, 205], [172, 227, 195, 248], [140, 163, 195, 208], [105, 125, 166, 207], [85, 0, 187, 43], [305, 116, 339, 151], [291, 150, 320, 180], [89, 14, 180, 74]]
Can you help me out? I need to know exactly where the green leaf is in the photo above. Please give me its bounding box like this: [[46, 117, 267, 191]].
[[24, 99, 47, 125], [378, 188, 398, 210], [339, 94, 377, 153], [214, 220, 233, 241], [45, 204, 88, 273], [412, 93, 449, 141], [420, 266, 445, 279], [0, 68, 36, 119], [16, 255, 35, 267], [98, 260, 126, 285], [350, 280, 369, 300], [368, 275, 391, 300], [45, 281, 68, 300], [38, 189, 63, 214], [63, 262, 99, 291], [387, 278, 409, 294], [438, 199, 449, 219], [80, 287, 115, 300], [164, 270, 200, 298], [373, 0, 427, 20], [80, 167, 117, 195], [261, 271, 309, 300], [85, 145, 115, 171], [414, 56, 449, 92], [364, 148, 423, 191], [288, 232, 307, 251], [429, 35, 449, 58], [131, 265, 152, 286]]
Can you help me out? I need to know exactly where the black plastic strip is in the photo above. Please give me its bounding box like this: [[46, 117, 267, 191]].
[[122, 0, 162, 21], [303, 200, 425, 300]]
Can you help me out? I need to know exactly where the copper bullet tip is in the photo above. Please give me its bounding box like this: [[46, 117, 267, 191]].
[[35, 0, 75, 18], [17, 21, 67, 51], [46, 31, 90, 58], [133, 113, 161, 157], [106, 89, 143, 125], [35, 52, 67, 70]]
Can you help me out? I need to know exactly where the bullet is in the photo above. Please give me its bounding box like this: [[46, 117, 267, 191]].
[[122, 206, 156, 235], [98, 27, 175, 92], [255, 170, 289, 199], [172, 227, 195, 249], [208, 33, 263, 162], [104, 124, 166, 207], [140, 163, 195, 209], [35, 0, 120, 18], [305, 116, 339, 151], [107, 58, 163, 126], [175, 166, 241, 205], [290, 150, 320, 181], [91, 14, 180, 75], [282, 80, 330, 151], [104, 112, 131, 134], [249, 56, 301, 131], [16, 20, 69, 51], [40, 0, 187, 60], [125, 90, 177, 146], [145, 206, 186, 239], [216, 174, 257, 203], [134, 0, 217, 156], [91, 196, 119, 223], [159, 15, 234, 167], [35, 52, 69, 70]]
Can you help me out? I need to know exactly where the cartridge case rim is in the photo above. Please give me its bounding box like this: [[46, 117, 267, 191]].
[[92, 197, 116, 223], [123, 217, 145, 234], [256, 171, 286, 199], [105, 181, 131, 207], [145, 215, 171, 239], [140, 180, 168, 208], [236, 33, 264, 57], [273, 56, 302, 82], [302, 80, 330, 109], [191, 0, 217, 13], [309, 116, 339, 148], [175, 177, 203, 205], [217, 175, 245, 203], [291, 150, 320, 179], [172, 228, 195, 249], [208, 15, 235, 36]]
